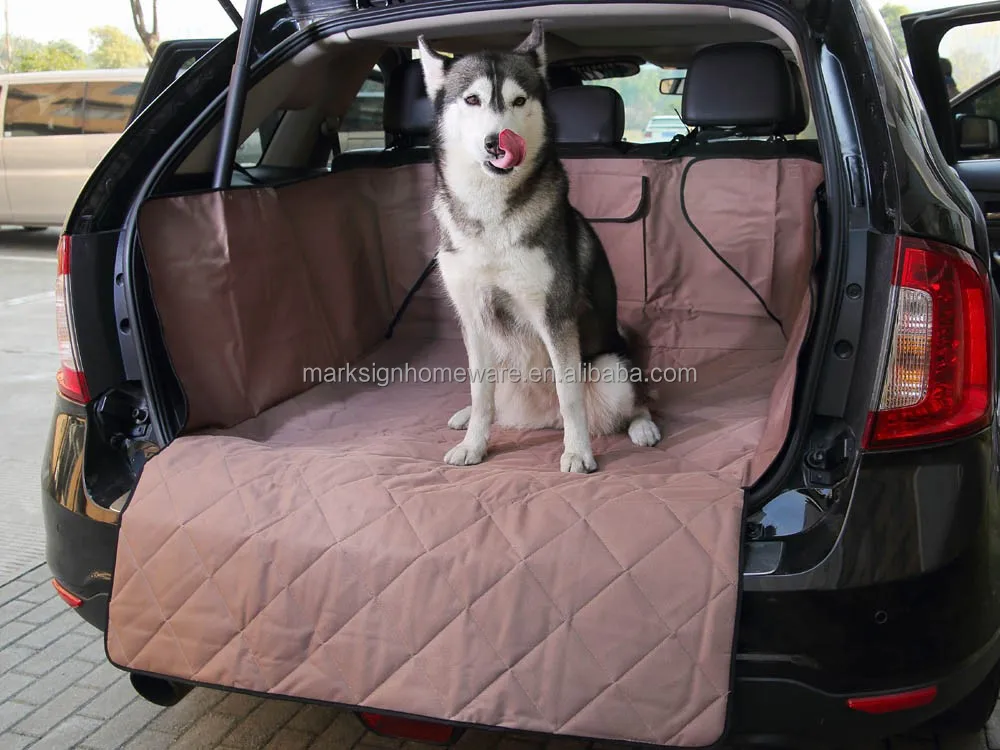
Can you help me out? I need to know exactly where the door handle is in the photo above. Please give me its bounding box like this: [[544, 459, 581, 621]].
[[987, 211, 1000, 221]]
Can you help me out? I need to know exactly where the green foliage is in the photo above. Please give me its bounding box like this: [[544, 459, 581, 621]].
[[10, 39, 88, 72], [89, 25, 149, 69], [1, 27, 148, 73], [879, 3, 911, 56]]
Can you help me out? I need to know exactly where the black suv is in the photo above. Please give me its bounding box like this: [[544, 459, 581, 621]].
[[41, 0, 1000, 747]]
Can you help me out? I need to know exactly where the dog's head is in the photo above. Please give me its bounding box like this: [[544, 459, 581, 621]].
[[418, 21, 549, 178]]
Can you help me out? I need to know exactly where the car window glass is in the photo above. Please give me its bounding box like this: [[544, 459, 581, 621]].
[[83, 81, 141, 135], [337, 65, 384, 153], [235, 110, 286, 167], [583, 64, 687, 143], [3, 82, 85, 137], [940, 22, 1000, 160], [939, 22, 1000, 101]]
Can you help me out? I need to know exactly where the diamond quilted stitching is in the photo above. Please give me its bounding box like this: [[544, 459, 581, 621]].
[[522, 519, 625, 617], [630, 525, 721, 634], [251, 500, 342, 589], [569, 573, 673, 678], [179, 486, 256, 576], [336, 506, 427, 594], [510, 623, 614, 729], [427, 516, 522, 606], [373, 554, 467, 655], [488, 495, 581, 560], [393, 486, 488, 551], [159, 578, 248, 675], [405, 610, 511, 717], [468, 563, 568, 667], [311, 472, 400, 540], [582, 493, 682, 568], [315, 597, 425, 702], [614, 631, 725, 740]]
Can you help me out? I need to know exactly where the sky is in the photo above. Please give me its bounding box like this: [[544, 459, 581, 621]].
[[3, 0, 284, 51], [1, 0, 996, 52]]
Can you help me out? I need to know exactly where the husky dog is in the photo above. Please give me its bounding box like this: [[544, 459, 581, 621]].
[[418, 21, 660, 473]]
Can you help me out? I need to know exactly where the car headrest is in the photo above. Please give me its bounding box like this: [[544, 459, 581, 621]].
[[383, 60, 432, 145], [681, 43, 805, 135], [549, 86, 625, 144]]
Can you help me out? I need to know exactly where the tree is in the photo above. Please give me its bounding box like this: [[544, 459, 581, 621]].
[[129, 0, 159, 58], [90, 25, 148, 68], [879, 3, 911, 55], [2, 36, 40, 72], [12, 39, 87, 72]]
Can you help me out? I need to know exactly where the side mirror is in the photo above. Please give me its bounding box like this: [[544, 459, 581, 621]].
[[956, 114, 1000, 157]]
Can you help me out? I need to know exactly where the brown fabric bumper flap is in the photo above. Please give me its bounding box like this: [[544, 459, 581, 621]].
[[108, 154, 825, 747]]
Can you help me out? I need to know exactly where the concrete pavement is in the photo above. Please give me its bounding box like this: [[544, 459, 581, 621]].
[[0, 228, 60, 582]]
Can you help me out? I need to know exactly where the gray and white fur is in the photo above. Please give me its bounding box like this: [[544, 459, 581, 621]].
[[419, 21, 660, 473]]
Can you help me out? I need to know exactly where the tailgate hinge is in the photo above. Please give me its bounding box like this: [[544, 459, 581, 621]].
[[803, 419, 856, 486], [93, 387, 157, 478]]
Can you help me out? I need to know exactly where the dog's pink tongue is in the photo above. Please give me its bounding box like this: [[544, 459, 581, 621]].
[[490, 129, 526, 169]]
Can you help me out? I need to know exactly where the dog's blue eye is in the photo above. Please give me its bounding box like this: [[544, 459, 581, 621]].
[[464, 95, 481, 106], [512, 96, 527, 107]]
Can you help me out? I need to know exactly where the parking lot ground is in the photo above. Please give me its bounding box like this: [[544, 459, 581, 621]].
[[0, 229, 61, 583]]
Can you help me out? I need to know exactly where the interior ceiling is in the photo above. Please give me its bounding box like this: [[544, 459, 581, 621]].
[[367, 17, 787, 66]]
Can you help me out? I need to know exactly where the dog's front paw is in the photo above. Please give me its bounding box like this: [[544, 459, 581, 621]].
[[561, 450, 597, 474], [445, 441, 487, 466], [628, 416, 661, 447], [448, 406, 471, 430]]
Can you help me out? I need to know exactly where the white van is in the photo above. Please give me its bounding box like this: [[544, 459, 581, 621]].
[[0, 68, 147, 229]]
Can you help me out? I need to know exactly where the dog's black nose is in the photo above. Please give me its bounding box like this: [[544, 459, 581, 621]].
[[484, 134, 501, 156]]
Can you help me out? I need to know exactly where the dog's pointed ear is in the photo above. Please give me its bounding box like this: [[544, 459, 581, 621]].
[[514, 20, 546, 77], [417, 36, 448, 99]]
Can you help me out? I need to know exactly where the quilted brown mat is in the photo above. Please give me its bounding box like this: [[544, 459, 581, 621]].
[[106, 334, 783, 746], [106, 155, 823, 747]]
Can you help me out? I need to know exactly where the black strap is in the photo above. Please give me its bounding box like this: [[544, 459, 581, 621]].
[[679, 157, 786, 337], [385, 255, 439, 339]]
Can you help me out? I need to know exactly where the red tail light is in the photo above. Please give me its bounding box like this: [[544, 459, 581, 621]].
[[865, 237, 992, 449], [357, 712, 456, 743], [52, 579, 83, 608], [55, 235, 89, 404], [847, 685, 937, 714]]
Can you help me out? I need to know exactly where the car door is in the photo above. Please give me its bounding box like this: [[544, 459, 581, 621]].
[[0, 83, 11, 221], [2, 79, 89, 226], [903, 2, 1000, 256], [130, 39, 221, 121], [82, 78, 145, 171]]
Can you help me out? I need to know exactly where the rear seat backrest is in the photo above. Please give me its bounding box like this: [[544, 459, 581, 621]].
[[548, 85, 627, 154], [333, 60, 433, 171], [382, 60, 433, 149], [672, 42, 818, 160], [681, 42, 797, 134]]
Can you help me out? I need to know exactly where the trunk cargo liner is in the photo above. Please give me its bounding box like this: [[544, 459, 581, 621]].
[[106, 156, 823, 747]]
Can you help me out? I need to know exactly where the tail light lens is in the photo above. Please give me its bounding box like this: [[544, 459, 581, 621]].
[[866, 237, 992, 449], [52, 579, 83, 608], [55, 235, 89, 404], [357, 712, 456, 743], [847, 685, 937, 714]]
